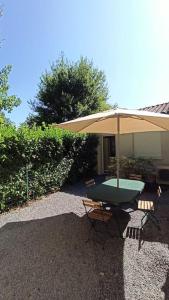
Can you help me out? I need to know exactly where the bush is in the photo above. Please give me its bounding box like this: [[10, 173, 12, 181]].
[[0, 124, 98, 211], [108, 156, 155, 178]]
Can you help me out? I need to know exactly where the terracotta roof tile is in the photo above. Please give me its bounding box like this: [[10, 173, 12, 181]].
[[140, 102, 169, 114]]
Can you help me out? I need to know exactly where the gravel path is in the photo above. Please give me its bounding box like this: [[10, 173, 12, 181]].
[[0, 182, 169, 300]]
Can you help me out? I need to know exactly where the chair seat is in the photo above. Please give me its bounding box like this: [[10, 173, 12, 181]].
[[138, 200, 154, 211], [88, 209, 112, 222], [83, 200, 102, 209]]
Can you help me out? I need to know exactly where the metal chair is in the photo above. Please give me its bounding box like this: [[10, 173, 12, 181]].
[[138, 186, 162, 230]]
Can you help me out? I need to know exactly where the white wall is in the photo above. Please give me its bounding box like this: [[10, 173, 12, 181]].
[[118, 134, 134, 157], [97, 131, 169, 175], [133, 132, 161, 159], [117, 131, 169, 166]]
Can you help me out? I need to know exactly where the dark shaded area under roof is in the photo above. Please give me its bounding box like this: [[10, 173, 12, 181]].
[[140, 102, 169, 114]]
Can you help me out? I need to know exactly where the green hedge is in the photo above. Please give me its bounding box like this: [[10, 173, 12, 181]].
[[0, 125, 98, 211]]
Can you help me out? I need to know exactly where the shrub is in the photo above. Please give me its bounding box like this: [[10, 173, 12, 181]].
[[108, 156, 155, 178], [0, 124, 98, 211]]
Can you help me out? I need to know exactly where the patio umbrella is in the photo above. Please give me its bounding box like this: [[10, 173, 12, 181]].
[[56, 108, 169, 187]]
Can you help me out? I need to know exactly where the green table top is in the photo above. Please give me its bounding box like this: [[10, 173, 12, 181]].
[[87, 178, 145, 206]]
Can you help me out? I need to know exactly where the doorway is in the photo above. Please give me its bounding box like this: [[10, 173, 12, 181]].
[[103, 136, 116, 171]]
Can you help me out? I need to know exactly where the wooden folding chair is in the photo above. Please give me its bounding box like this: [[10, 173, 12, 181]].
[[82, 199, 113, 241], [104, 170, 113, 181], [85, 179, 96, 188], [138, 186, 161, 230], [128, 174, 142, 181], [83, 200, 112, 222]]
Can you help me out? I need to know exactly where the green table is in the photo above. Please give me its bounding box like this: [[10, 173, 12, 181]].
[[87, 178, 145, 206]]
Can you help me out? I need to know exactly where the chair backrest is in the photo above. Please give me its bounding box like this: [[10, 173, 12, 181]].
[[85, 179, 95, 188], [82, 200, 102, 209], [105, 175, 112, 180], [128, 174, 142, 181]]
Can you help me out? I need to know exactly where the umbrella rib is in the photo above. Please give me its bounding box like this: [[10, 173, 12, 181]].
[[130, 115, 168, 131], [78, 114, 120, 132], [79, 114, 122, 133], [77, 118, 101, 132], [105, 114, 168, 131]]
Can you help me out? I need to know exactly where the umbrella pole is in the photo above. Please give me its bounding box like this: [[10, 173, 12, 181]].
[[116, 115, 120, 188]]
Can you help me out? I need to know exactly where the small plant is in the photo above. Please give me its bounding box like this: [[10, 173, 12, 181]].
[[108, 156, 155, 179]]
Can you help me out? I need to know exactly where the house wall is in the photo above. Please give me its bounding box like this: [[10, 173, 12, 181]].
[[160, 132, 169, 165], [96, 131, 169, 174], [118, 134, 134, 157], [117, 131, 169, 167]]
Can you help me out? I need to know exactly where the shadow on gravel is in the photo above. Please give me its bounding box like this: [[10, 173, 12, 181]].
[[0, 212, 129, 300], [162, 271, 169, 300], [62, 182, 86, 197], [127, 203, 169, 299], [62, 176, 106, 197]]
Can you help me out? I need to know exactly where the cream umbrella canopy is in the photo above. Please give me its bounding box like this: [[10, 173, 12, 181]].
[[56, 108, 169, 187]]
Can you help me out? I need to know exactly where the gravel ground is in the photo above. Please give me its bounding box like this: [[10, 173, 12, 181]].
[[0, 182, 169, 300]]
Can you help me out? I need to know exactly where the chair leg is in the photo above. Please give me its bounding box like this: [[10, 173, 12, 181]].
[[86, 224, 106, 249], [85, 218, 114, 248], [104, 221, 114, 239], [149, 213, 161, 231], [85, 221, 95, 243], [141, 212, 149, 229]]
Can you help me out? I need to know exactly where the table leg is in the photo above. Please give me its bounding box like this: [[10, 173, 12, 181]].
[[113, 208, 124, 239]]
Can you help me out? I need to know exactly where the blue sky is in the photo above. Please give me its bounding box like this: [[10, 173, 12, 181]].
[[1, 0, 169, 124]]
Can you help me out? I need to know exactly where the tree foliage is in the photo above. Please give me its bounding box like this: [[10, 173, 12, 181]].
[[28, 56, 112, 125], [0, 65, 21, 112]]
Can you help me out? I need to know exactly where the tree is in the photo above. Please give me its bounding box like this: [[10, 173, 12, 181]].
[[0, 6, 2, 47], [0, 9, 21, 124], [28, 56, 113, 125], [0, 65, 21, 124]]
